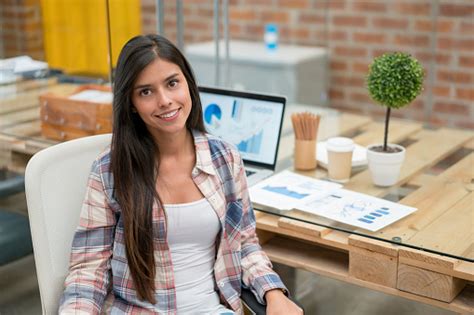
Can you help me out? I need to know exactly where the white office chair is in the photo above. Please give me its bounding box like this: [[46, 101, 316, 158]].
[[24, 133, 283, 315], [25, 133, 112, 314]]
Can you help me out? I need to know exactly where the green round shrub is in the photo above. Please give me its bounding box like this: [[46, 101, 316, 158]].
[[367, 52, 424, 109]]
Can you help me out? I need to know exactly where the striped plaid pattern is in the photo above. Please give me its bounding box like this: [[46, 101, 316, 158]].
[[60, 130, 287, 314]]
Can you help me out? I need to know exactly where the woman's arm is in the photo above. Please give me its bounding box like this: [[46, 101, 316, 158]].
[[232, 152, 287, 303], [59, 159, 117, 314]]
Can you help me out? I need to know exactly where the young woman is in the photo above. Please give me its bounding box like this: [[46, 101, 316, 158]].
[[60, 34, 302, 314]]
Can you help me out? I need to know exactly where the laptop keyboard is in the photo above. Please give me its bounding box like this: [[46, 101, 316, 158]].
[[245, 170, 256, 177]]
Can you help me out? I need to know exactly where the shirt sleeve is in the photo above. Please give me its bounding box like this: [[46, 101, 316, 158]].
[[59, 159, 117, 314], [233, 151, 288, 304]]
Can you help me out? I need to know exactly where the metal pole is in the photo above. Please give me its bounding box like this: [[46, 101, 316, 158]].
[[105, 0, 114, 83], [223, 0, 230, 87], [176, 0, 184, 51], [213, 0, 220, 86], [156, 0, 164, 35]]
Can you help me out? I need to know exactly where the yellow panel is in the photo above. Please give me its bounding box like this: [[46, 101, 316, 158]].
[[41, 0, 141, 77]]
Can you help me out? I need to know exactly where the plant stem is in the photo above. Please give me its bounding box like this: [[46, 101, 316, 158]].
[[384, 107, 391, 151]]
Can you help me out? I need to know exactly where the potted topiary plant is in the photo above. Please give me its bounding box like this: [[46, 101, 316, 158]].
[[366, 52, 424, 186]]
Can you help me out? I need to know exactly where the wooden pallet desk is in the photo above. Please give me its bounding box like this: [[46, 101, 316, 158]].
[[255, 112, 473, 314], [1, 79, 473, 313]]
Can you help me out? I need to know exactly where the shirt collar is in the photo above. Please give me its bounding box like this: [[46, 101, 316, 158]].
[[191, 129, 216, 176]]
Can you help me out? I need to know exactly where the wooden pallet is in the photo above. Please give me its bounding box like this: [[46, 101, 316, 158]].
[[255, 119, 474, 314]]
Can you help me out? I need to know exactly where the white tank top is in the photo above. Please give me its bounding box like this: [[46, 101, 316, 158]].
[[164, 198, 234, 315]]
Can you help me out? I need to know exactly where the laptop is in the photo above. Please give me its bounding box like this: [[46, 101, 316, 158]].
[[199, 86, 286, 187]]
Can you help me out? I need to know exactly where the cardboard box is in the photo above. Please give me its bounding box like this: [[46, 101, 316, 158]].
[[39, 84, 113, 141]]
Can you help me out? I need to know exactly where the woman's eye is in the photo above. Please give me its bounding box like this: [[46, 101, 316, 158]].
[[168, 79, 179, 88], [139, 89, 152, 96]]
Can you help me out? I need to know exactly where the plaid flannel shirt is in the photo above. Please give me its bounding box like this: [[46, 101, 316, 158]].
[[60, 130, 287, 314]]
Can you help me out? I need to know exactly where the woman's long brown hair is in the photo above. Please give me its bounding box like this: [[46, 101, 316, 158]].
[[111, 34, 205, 304]]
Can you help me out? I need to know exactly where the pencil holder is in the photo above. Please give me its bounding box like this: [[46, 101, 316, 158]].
[[294, 139, 317, 170]]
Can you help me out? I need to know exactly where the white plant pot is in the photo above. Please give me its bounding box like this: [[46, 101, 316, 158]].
[[366, 144, 406, 187]]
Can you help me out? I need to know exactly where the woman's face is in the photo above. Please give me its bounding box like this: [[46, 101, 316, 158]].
[[131, 57, 192, 138]]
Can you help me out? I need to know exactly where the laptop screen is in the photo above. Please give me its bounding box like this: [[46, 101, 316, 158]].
[[199, 86, 286, 169]]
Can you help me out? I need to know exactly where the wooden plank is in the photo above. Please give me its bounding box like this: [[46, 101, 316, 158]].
[[0, 77, 57, 97], [398, 248, 473, 282], [345, 128, 473, 197], [397, 263, 466, 302], [255, 211, 350, 251], [278, 217, 331, 238], [371, 154, 473, 255], [407, 193, 473, 259], [0, 83, 77, 114], [350, 246, 398, 288], [1, 120, 41, 137], [0, 108, 39, 127], [263, 236, 474, 314], [348, 235, 398, 257], [263, 236, 349, 278], [407, 173, 436, 187], [348, 235, 399, 288]]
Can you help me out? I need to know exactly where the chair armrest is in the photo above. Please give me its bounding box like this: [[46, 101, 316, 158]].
[[241, 287, 266, 315]]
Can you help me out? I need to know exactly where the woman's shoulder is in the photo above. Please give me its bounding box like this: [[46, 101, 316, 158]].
[[201, 131, 241, 160], [90, 145, 112, 174]]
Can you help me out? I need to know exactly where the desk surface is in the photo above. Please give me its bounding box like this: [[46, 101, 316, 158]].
[[1, 78, 473, 312]]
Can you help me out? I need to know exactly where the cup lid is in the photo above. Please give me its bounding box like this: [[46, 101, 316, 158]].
[[326, 137, 355, 152]]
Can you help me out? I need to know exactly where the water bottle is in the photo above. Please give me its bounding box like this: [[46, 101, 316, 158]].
[[264, 23, 278, 51]]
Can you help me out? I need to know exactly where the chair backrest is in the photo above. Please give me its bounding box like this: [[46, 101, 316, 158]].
[[25, 133, 112, 314]]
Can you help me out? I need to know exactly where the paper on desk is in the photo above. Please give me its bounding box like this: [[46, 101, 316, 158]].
[[298, 189, 417, 232], [249, 170, 342, 210], [249, 170, 417, 231]]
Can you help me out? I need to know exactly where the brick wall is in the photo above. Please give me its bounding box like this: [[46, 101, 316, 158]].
[[141, 0, 473, 130], [0, 0, 44, 60], [1, 1, 471, 129]]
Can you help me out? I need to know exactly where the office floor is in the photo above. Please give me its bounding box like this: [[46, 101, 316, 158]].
[[0, 193, 455, 315]]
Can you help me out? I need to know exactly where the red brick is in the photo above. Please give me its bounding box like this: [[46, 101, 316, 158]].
[[229, 9, 257, 21], [394, 2, 431, 16], [394, 34, 430, 47], [261, 11, 290, 23], [330, 60, 348, 71], [456, 120, 474, 130], [415, 19, 434, 32], [434, 102, 470, 115], [459, 22, 474, 34], [438, 38, 474, 52], [440, 3, 474, 17], [415, 52, 451, 65], [327, 1, 346, 10], [229, 24, 243, 37], [350, 92, 371, 103], [437, 70, 472, 84], [436, 20, 455, 33], [328, 31, 348, 41], [332, 75, 365, 87], [329, 88, 345, 100], [352, 61, 370, 74], [333, 46, 367, 58], [277, 0, 310, 9], [352, 1, 387, 12], [372, 17, 408, 30], [333, 15, 367, 27], [299, 13, 325, 25], [433, 86, 451, 98], [456, 88, 474, 101], [459, 55, 474, 68], [184, 20, 210, 31], [353, 32, 386, 44]]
